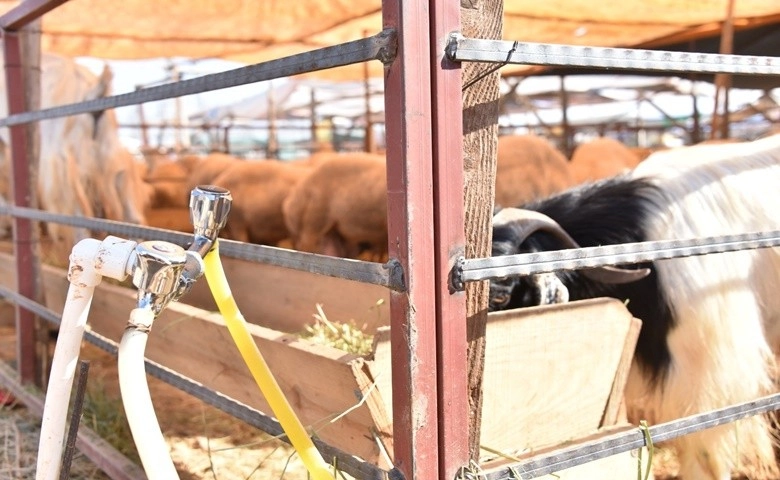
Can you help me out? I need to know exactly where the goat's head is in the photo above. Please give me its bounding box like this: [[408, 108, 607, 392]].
[[489, 207, 650, 311]]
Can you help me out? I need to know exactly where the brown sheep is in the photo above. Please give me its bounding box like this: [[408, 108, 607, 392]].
[[282, 152, 387, 260], [212, 159, 311, 246], [181, 153, 241, 192], [568, 137, 643, 184], [494, 134, 575, 208], [143, 157, 191, 209]]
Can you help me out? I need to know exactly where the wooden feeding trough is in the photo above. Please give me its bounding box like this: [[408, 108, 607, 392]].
[[369, 298, 649, 478], [0, 250, 648, 477]]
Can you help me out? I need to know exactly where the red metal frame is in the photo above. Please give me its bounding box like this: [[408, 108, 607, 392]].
[[0, 0, 69, 30], [429, 1, 469, 479], [3, 30, 39, 384], [3, 0, 471, 476], [382, 0, 441, 478]]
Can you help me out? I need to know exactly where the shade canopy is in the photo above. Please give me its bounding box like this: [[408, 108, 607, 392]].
[[0, 0, 778, 82]]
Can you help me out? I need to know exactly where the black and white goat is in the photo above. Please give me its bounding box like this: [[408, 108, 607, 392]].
[[490, 134, 780, 480]]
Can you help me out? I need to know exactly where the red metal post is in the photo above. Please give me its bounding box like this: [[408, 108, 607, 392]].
[[382, 0, 440, 478], [429, 1, 469, 478], [0, 0, 70, 29], [3, 30, 38, 384]]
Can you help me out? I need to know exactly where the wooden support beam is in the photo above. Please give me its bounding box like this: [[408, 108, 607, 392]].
[[461, 0, 503, 463]]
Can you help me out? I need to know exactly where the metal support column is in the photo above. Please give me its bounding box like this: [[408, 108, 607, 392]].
[[2, 29, 39, 384], [430, 4, 469, 480], [383, 0, 440, 477]]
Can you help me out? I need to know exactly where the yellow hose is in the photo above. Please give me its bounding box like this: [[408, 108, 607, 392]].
[[203, 241, 334, 480]]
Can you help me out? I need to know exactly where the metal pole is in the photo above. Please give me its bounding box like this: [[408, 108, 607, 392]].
[[430, 4, 469, 480], [559, 75, 571, 157], [3, 20, 43, 386], [383, 0, 440, 477], [362, 41, 375, 153], [711, 0, 736, 140], [135, 86, 150, 151]]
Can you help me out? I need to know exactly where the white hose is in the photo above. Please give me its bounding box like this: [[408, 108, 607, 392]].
[[36, 238, 102, 480], [118, 307, 179, 480]]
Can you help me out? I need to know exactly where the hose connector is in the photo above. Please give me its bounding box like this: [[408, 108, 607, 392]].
[[189, 185, 232, 258], [132, 241, 187, 316], [173, 185, 233, 301]]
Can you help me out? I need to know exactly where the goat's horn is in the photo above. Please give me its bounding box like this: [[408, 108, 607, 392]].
[[492, 207, 650, 284]]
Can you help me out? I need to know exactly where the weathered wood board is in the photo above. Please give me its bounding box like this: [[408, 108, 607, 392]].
[[0, 251, 394, 468], [0, 240, 391, 334], [369, 297, 645, 477], [172, 255, 390, 334]]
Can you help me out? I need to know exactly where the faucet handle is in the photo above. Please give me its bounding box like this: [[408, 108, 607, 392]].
[[132, 241, 188, 315], [189, 185, 232, 241]]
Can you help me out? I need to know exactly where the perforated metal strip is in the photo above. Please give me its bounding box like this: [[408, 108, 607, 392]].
[[0, 29, 397, 127], [446, 35, 780, 75], [453, 230, 780, 289], [475, 393, 780, 479]]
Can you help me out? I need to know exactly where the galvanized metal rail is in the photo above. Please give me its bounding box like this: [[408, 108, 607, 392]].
[[450, 229, 780, 290], [0, 204, 403, 290], [0, 28, 397, 127], [445, 35, 780, 75], [0, 284, 393, 480], [473, 392, 780, 479]]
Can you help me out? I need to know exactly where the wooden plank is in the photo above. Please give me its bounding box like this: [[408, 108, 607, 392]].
[[480, 298, 633, 454], [183, 255, 391, 334], [602, 317, 642, 428], [369, 298, 638, 458], [0, 241, 392, 335], [460, 0, 504, 460], [0, 251, 394, 468]]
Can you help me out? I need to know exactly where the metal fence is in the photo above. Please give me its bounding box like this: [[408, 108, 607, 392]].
[[0, 1, 779, 479]]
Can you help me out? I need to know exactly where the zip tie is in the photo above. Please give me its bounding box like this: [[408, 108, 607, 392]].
[[638, 420, 654, 480]]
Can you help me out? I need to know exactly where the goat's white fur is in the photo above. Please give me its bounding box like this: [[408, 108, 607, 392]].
[[625, 134, 780, 479]]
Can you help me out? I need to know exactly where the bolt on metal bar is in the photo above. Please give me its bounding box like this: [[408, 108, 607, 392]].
[[0, 28, 397, 127], [445, 35, 780, 76], [0, 204, 403, 290], [476, 392, 780, 479], [453, 230, 780, 288], [0, 285, 391, 480]]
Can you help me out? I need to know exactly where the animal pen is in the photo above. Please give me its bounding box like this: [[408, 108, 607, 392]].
[[0, 1, 779, 480]]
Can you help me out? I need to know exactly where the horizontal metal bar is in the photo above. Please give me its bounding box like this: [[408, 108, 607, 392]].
[[446, 34, 780, 76], [0, 0, 69, 30], [0, 283, 60, 326], [457, 230, 780, 286], [218, 238, 405, 291], [0, 28, 397, 127], [0, 285, 391, 479], [0, 204, 403, 290], [477, 392, 780, 479]]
